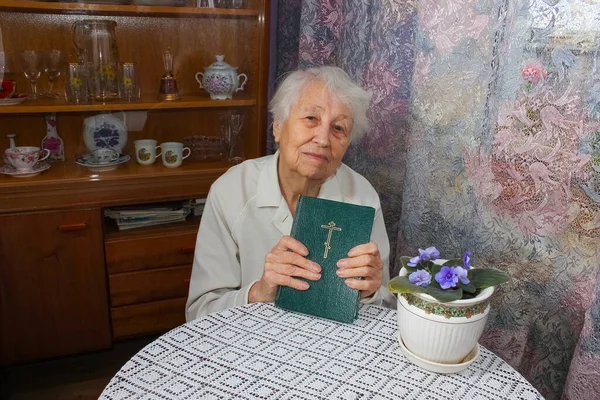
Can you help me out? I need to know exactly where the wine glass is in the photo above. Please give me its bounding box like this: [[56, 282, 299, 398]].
[[43, 49, 64, 98], [20, 50, 43, 99]]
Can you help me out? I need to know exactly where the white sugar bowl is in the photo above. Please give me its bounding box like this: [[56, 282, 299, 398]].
[[195, 55, 248, 100]]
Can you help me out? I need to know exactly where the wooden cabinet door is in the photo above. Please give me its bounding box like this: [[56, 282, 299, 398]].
[[0, 209, 112, 364]]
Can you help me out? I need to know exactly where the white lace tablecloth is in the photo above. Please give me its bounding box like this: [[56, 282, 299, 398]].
[[100, 303, 543, 400]]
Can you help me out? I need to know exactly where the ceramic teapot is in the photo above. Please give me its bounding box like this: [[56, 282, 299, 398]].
[[195, 55, 248, 100]]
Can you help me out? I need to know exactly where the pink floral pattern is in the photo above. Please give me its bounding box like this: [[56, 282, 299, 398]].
[[521, 62, 548, 84], [204, 75, 234, 96]]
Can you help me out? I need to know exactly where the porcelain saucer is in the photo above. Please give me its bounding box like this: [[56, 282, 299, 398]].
[[0, 162, 50, 178], [0, 94, 28, 106], [75, 153, 130, 172], [398, 335, 480, 374]]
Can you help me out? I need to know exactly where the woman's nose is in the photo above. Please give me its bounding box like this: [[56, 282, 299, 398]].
[[312, 124, 330, 147]]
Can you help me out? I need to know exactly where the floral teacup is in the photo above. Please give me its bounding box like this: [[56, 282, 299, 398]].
[[5, 146, 50, 171]]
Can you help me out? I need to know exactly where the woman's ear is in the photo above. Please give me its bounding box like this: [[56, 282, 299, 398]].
[[273, 121, 281, 142]]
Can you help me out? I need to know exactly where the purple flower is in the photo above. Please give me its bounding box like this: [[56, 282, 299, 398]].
[[454, 266, 470, 285], [419, 247, 440, 261], [435, 266, 458, 289], [407, 246, 440, 266], [463, 251, 472, 270], [409, 270, 431, 287], [407, 255, 421, 267]]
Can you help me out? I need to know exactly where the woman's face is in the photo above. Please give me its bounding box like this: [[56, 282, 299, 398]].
[[274, 81, 353, 183]]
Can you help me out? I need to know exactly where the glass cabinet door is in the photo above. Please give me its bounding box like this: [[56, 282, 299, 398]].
[[0, 0, 269, 210]]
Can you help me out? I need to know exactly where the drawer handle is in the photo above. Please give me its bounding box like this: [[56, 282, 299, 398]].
[[58, 222, 88, 232], [180, 246, 195, 254]]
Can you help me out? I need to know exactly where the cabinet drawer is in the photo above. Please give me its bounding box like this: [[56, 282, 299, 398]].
[[105, 229, 197, 273], [111, 297, 187, 339], [109, 265, 192, 307]]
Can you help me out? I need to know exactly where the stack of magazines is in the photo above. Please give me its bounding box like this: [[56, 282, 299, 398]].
[[193, 198, 207, 216], [105, 201, 192, 230]]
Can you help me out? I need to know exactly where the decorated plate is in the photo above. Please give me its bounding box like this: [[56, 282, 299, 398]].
[[0, 94, 28, 106], [0, 162, 50, 178], [83, 113, 128, 154]]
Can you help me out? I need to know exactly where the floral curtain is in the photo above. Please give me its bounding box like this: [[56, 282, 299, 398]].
[[273, 0, 416, 265], [274, 0, 600, 398]]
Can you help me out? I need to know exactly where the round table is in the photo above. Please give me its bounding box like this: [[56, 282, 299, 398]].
[[100, 303, 543, 399]]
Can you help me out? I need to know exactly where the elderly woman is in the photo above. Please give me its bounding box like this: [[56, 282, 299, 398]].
[[186, 66, 395, 320]]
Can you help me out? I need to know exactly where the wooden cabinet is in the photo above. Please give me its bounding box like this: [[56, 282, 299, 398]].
[[0, 209, 112, 364], [105, 220, 198, 274], [0, 0, 269, 363], [105, 219, 198, 339]]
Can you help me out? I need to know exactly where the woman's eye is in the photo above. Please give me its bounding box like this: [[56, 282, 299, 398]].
[[305, 116, 317, 121], [333, 125, 345, 132]]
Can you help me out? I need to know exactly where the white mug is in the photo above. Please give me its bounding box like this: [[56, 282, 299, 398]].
[[134, 139, 161, 165], [160, 142, 191, 168]]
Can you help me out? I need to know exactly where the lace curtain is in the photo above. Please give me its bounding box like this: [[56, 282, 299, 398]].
[[274, 1, 600, 398]]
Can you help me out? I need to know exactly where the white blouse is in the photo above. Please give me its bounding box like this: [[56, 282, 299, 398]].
[[186, 151, 396, 320]]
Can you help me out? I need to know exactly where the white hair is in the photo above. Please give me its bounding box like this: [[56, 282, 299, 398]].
[[269, 66, 372, 141]]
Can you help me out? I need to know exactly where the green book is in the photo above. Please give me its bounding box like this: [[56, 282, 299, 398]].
[[275, 196, 375, 323]]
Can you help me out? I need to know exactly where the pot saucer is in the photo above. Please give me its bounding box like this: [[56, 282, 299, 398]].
[[0, 162, 50, 178], [398, 335, 480, 374], [75, 153, 130, 172]]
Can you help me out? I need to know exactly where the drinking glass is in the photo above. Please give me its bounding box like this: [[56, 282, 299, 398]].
[[220, 111, 245, 164], [64, 63, 88, 104], [118, 62, 139, 102], [20, 50, 42, 99], [43, 50, 64, 98]]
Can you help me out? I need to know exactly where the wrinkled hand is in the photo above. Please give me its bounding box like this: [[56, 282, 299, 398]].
[[336, 242, 383, 299], [249, 235, 322, 303]]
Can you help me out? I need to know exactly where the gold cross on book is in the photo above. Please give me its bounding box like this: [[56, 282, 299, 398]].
[[320, 221, 342, 259]]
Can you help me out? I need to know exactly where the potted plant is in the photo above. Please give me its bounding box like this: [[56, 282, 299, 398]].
[[387, 247, 510, 372]]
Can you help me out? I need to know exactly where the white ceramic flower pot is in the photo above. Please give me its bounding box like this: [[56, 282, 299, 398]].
[[397, 268, 493, 365]]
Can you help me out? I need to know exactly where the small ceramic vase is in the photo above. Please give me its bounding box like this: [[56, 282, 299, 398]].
[[3, 134, 16, 166], [42, 113, 65, 161]]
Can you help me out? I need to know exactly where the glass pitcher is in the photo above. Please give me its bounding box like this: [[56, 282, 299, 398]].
[[72, 20, 120, 101]]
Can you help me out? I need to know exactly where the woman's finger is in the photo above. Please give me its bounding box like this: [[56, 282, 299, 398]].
[[336, 266, 379, 279], [344, 277, 379, 293], [348, 242, 380, 257], [269, 273, 311, 290], [274, 235, 308, 256]]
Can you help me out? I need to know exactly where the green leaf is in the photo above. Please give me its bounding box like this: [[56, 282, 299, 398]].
[[425, 286, 463, 302], [457, 281, 476, 293], [387, 276, 428, 295], [404, 266, 417, 275], [468, 268, 510, 289], [399, 256, 414, 270], [442, 258, 462, 267], [430, 263, 443, 277]]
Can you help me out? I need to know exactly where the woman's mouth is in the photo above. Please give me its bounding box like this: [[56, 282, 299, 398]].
[[303, 152, 328, 162]]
